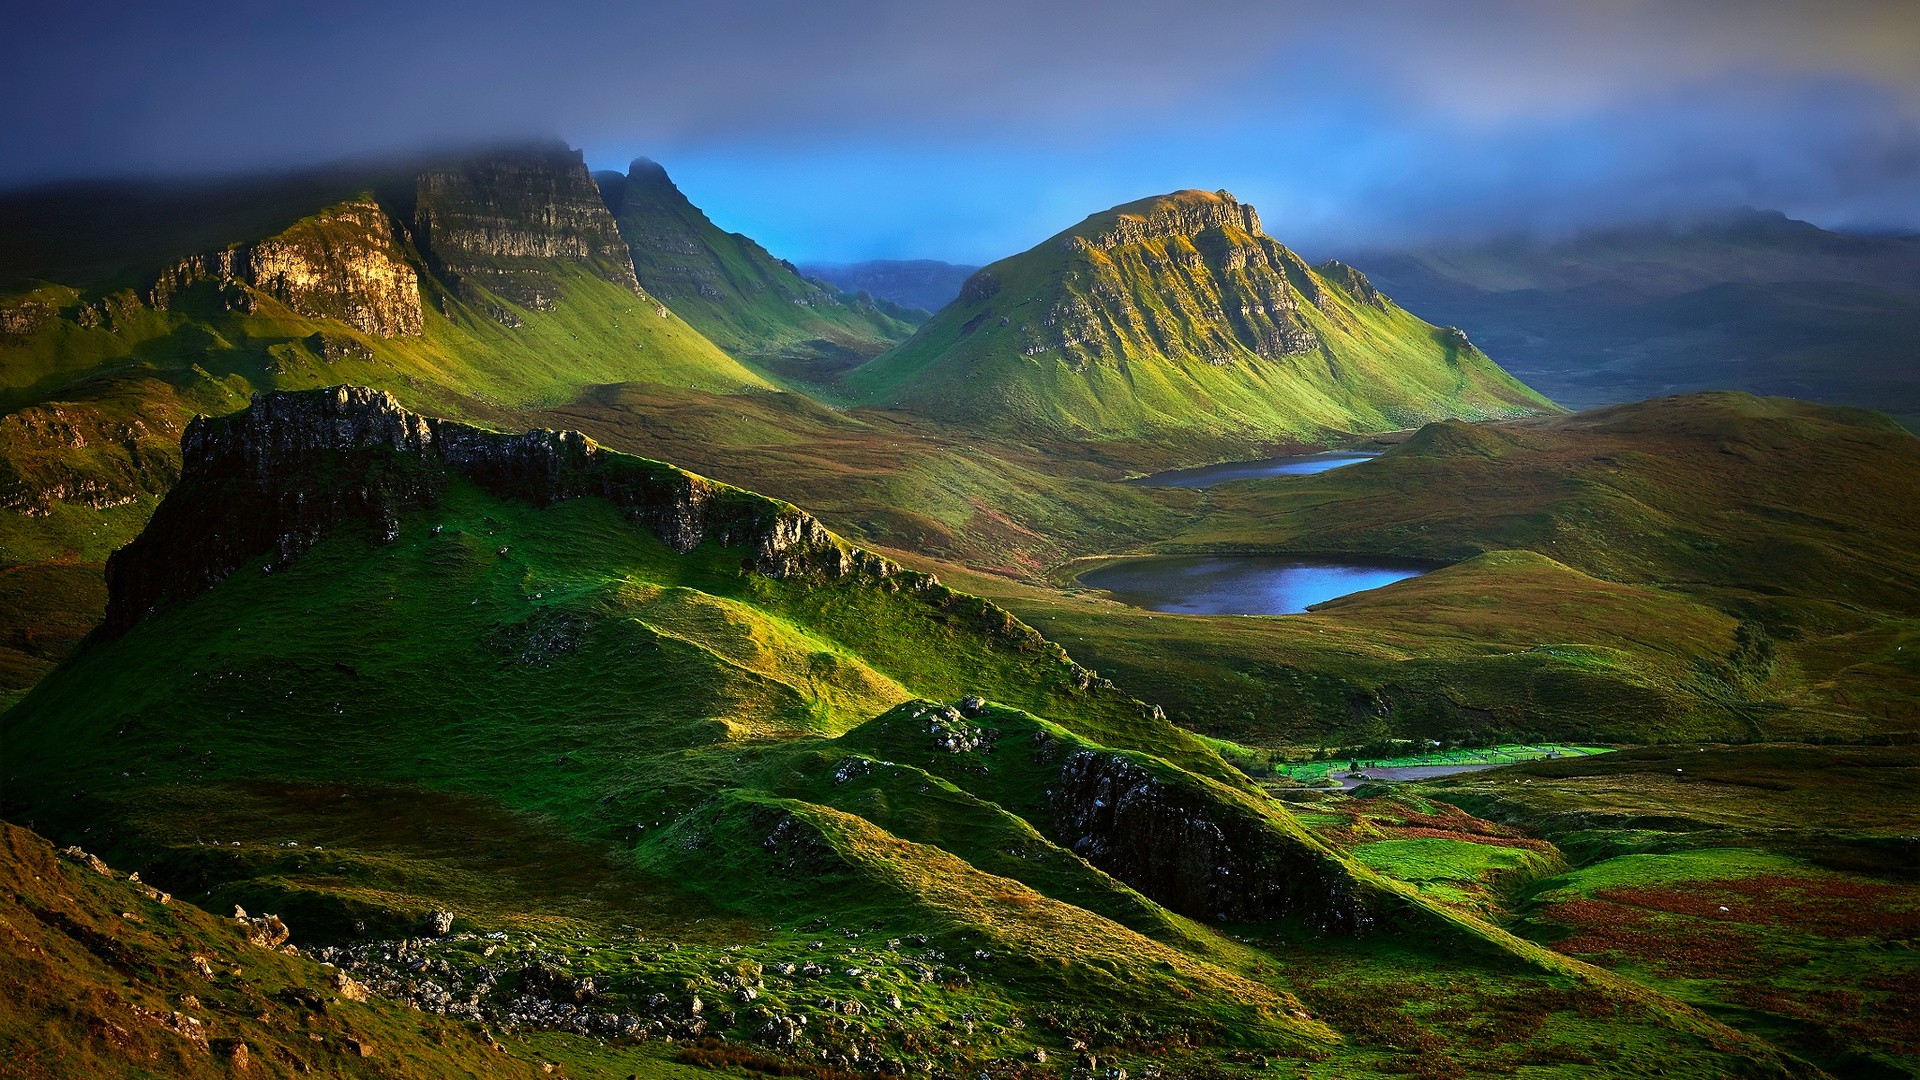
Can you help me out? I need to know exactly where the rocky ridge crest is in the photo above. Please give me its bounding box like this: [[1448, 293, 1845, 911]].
[[102, 386, 898, 635]]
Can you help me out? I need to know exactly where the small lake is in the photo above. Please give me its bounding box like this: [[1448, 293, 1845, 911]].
[[1078, 554, 1434, 615], [1131, 452, 1379, 488]]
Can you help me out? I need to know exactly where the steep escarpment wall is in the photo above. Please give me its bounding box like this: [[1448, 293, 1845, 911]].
[[409, 144, 645, 308], [1051, 750, 1379, 934], [100, 386, 879, 635]]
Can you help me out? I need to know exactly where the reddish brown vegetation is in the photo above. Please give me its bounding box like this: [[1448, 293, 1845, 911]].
[[1605, 875, 1920, 940]]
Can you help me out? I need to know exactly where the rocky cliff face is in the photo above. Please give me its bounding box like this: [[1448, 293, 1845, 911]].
[[149, 199, 422, 337], [1073, 189, 1265, 253], [410, 145, 644, 311], [1051, 751, 1376, 934], [1036, 190, 1327, 363], [102, 387, 899, 635]]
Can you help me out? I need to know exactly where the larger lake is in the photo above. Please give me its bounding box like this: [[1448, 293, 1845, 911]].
[[1079, 554, 1434, 615], [1130, 451, 1379, 488]]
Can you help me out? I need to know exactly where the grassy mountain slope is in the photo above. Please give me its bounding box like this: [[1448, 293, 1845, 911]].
[[0, 820, 637, 1079], [844, 190, 1554, 443], [598, 159, 921, 383], [1352, 209, 1920, 426], [0, 388, 1803, 1078]]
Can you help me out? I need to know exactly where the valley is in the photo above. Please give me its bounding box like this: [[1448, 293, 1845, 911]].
[[1, 138, 1915, 1080]]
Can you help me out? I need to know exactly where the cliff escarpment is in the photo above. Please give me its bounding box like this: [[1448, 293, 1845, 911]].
[[409, 144, 647, 311], [149, 198, 422, 337], [845, 189, 1555, 444], [102, 386, 884, 636]]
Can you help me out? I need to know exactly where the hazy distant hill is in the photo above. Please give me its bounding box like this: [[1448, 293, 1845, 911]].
[[1349, 209, 1920, 428], [799, 258, 980, 313], [845, 189, 1552, 446], [597, 159, 922, 382]]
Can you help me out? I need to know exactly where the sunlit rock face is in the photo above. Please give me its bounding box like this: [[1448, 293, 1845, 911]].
[[150, 199, 423, 337], [850, 186, 1553, 442]]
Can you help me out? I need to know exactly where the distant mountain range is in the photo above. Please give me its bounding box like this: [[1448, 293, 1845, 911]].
[[799, 258, 979, 313], [1348, 209, 1920, 428]]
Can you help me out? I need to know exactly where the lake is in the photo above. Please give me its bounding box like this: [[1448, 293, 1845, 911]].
[[1130, 451, 1379, 488], [1078, 554, 1435, 615]]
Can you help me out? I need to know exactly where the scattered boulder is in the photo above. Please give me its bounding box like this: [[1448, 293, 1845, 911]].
[[425, 909, 455, 936], [233, 907, 291, 949], [332, 971, 370, 1002], [60, 846, 112, 876]]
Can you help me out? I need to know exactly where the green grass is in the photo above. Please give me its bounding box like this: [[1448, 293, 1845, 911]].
[[1411, 743, 1920, 1074], [1353, 837, 1549, 883]]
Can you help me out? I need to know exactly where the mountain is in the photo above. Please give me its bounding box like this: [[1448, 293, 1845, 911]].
[[1350, 209, 1920, 428], [0, 385, 1802, 1079], [798, 258, 980, 314], [597, 159, 921, 382], [843, 190, 1554, 446], [0, 142, 769, 706]]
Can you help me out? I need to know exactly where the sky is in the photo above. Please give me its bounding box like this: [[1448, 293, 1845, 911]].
[[4, 0, 1918, 263]]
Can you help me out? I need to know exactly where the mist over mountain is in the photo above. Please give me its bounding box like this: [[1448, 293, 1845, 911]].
[[5, 1, 1918, 264], [798, 260, 979, 314], [1347, 208, 1920, 426]]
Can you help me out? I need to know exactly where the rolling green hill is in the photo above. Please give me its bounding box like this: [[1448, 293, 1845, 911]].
[[598, 159, 922, 383], [844, 189, 1555, 443], [971, 393, 1920, 747], [0, 387, 1806, 1079]]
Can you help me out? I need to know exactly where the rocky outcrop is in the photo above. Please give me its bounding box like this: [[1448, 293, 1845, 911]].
[[101, 386, 892, 635], [149, 200, 422, 337], [1072, 189, 1264, 252], [411, 144, 643, 309], [0, 293, 56, 336], [1051, 751, 1375, 934], [1315, 260, 1386, 308], [0, 403, 182, 516]]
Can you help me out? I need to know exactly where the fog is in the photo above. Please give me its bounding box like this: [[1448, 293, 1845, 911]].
[[5, 0, 1916, 261]]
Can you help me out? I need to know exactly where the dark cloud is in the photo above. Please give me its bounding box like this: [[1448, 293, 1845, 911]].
[[3, 0, 1916, 258]]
